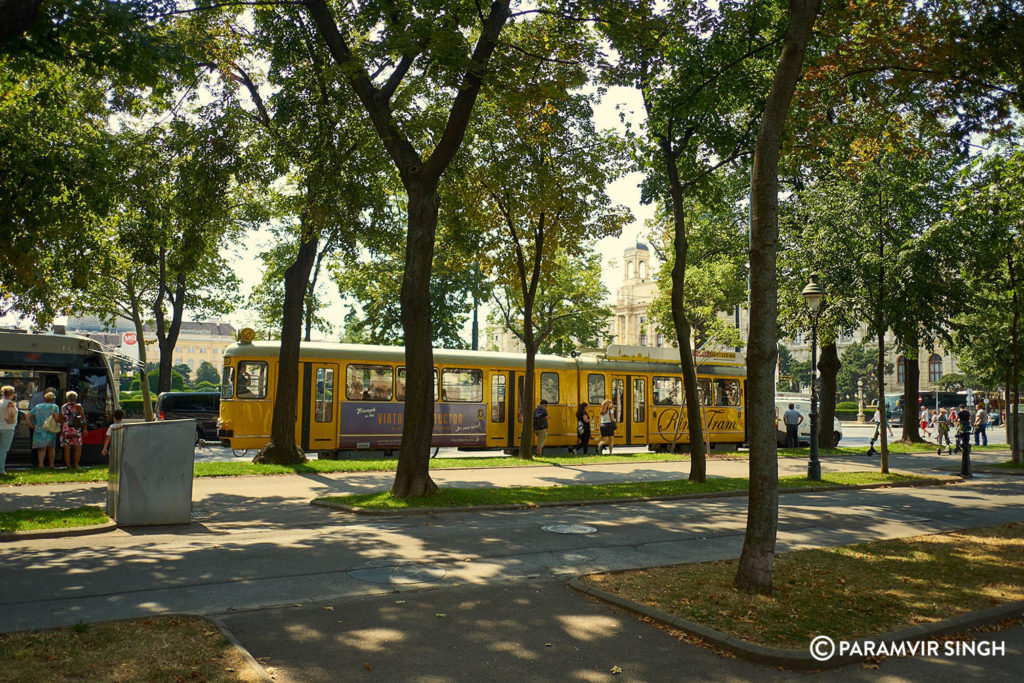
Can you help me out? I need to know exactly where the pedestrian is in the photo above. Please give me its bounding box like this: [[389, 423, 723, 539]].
[[920, 406, 931, 438], [532, 399, 549, 458], [956, 403, 973, 477], [973, 403, 989, 447], [934, 409, 952, 455], [596, 399, 616, 455], [60, 390, 88, 470], [782, 403, 803, 448], [866, 406, 893, 456], [0, 385, 18, 475], [570, 402, 591, 455], [100, 408, 125, 458], [27, 391, 61, 468]]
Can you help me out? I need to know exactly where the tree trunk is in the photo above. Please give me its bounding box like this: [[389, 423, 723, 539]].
[[253, 223, 317, 465], [662, 137, 707, 480], [127, 285, 155, 422], [1010, 252, 1021, 464], [519, 346, 536, 460], [877, 330, 889, 473], [818, 341, 839, 448], [304, 246, 328, 342], [391, 182, 441, 497], [901, 343, 923, 443], [733, 0, 820, 596], [154, 271, 186, 394]]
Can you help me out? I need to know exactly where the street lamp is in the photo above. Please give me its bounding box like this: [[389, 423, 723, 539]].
[[801, 273, 826, 481]]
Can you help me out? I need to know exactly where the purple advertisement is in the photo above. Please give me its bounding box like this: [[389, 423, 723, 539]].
[[339, 402, 486, 448]]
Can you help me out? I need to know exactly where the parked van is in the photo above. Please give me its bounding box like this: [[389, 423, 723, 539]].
[[155, 391, 220, 444], [774, 395, 843, 447]]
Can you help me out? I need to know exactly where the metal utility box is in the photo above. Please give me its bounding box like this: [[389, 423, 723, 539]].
[[107, 419, 195, 525]]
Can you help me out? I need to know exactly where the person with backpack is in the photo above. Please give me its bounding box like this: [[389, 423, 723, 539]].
[[569, 402, 591, 455], [532, 399, 549, 458], [0, 385, 18, 475], [60, 390, 89, 470]]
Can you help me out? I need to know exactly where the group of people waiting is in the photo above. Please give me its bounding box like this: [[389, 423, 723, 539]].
[[0, 384, 90, 472], [922, 403, 992, 454]]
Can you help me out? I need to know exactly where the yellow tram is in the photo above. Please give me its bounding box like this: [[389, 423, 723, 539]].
[[217, 335, 746, 457]]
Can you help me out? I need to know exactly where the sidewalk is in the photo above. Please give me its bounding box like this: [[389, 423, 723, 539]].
[[1, 450, 1021, 681]]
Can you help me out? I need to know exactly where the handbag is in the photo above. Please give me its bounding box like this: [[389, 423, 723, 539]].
[[42, 412, 61, 433]]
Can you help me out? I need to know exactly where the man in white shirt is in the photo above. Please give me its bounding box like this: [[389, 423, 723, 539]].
[[782, 404, 803, 448]]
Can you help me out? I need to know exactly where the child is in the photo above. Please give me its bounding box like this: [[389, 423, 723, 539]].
[[100, 409, 125, 457]]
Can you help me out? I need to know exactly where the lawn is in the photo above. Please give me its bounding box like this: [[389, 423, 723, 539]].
[[315, 471, 932, 510], [0, 616, 262, 682], [0, 506, 109, 534], [583, 521, 1024, 649]]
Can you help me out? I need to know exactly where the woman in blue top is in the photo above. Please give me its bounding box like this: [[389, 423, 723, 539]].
[[27, 391, 61, 468]]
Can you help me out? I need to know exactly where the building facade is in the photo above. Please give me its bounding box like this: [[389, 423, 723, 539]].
[[67, 316, 237, 377]]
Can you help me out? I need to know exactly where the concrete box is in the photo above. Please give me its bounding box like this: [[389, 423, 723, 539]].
[[107, 419, 195, 525]]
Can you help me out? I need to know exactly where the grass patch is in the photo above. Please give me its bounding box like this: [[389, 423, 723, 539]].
[[192, 450, 694, 478], [317, 471, 928, 510], [0, 506, 109, 533], [0, 615, 262, 682], [583, 521, 1024, 649], [993, 460, 1024, 469], [0, 466, 109, 486]]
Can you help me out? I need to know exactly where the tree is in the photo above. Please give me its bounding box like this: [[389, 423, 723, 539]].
[[195, 360, 220, 386], [599, 0, 783, 482], [947, 140, 1024, 464], [733, 0, 820, 596], [173, 363, 193, 387], [458, 15, 628, 457], [225, 4, 390, 465], [303, 0, 514, 496]]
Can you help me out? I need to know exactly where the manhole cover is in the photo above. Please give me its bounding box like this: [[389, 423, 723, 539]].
[[349, 566, 448, 585], [542, 523, 597, 535]]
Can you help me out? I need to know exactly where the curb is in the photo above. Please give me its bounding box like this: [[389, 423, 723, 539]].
[[568, 577, 1024, 670], [309, 476, 962, 516], [211, 617, 276, 682], [0, 520, 118, 542]]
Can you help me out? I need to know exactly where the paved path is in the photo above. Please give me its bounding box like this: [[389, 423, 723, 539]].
[[0, 449, 1021, 680]]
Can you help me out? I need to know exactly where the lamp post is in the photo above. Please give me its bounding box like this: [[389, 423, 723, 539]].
[[801, 273, 826, 481]]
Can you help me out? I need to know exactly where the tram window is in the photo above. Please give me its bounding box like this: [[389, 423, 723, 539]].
[[652, 376, 682, 405], [348, 365, 393, 400], [221, 366, 234, 399], [587, 374, 605, 404], [441, 368, 483, 402], [236, 361, 268, 399], [491, 375, 506, 423], [540, 372, 559, 404], [715, 379, 741, 406], [633, 378, 645, 423], [697, 378, 712, 405], [395, 368, 439, 402], [315, 368, 334, 422], [612, 378, 624, 422]]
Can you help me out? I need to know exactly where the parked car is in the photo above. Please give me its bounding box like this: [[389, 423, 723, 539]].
[[155, 391, 220, 444]]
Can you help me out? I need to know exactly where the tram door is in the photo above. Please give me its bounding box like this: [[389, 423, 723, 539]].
[[487, 371, 511, 448], [630, 376, 647, 444], [610, 375, 627, 443], [307, 363, 339, 452]]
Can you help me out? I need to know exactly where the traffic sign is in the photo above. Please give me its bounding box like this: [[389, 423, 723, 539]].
[[122, 332, 137, 346]]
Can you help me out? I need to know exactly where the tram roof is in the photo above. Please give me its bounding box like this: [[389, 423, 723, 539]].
[[224, 341, 745, 376]]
